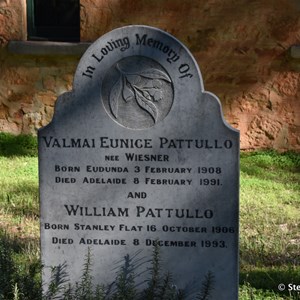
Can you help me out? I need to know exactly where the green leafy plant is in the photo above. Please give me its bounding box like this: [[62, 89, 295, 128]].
[[0, 230, 41, 300], [41, 244, 214, 300], [196, 272, 215, 300]]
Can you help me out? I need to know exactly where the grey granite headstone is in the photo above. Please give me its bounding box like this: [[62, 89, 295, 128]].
[[39, 25, 239, 299]]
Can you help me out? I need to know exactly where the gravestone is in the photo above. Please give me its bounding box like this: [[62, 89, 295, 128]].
[[39, 25, 239, 299]]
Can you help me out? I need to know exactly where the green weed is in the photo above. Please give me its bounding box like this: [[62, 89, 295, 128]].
[[41, 246, 214, 300]]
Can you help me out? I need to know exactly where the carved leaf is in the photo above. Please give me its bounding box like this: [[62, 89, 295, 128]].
[[109, 75, 123, 118], [122, 77, 134, 102], [125, 74, 141, 85], [134, 87, 158, 123], [141, 90, 152, 101], [139, 68, 171, 82]]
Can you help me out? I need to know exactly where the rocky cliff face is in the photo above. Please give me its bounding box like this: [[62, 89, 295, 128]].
[[0, 0, 299, 150]]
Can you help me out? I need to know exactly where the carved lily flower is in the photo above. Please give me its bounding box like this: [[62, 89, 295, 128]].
[[153, 90, 163, 102]]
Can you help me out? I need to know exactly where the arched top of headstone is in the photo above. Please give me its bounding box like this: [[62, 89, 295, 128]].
[[46, 25, 237, 133], [74, 25, 204, 92]]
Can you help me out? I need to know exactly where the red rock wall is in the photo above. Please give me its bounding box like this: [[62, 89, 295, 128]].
[[0, 49, 77, 133], [0, 0, 300, 150]]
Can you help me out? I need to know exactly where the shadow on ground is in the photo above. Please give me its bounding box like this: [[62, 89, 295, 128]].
[[240, 268, 300, 299], [0, 229, 41, 300], [0, 133, 38, 157]]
